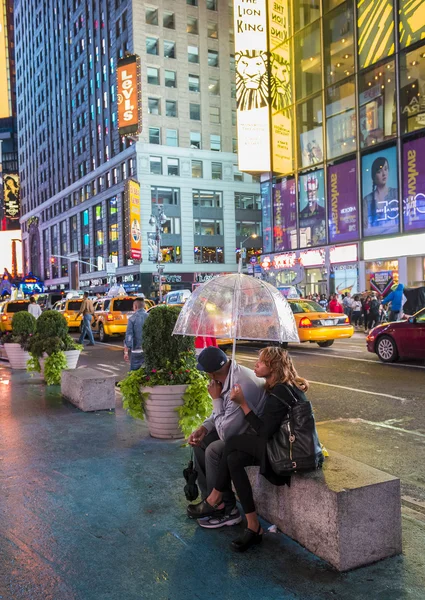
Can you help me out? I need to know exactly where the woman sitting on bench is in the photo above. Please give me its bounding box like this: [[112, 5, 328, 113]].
[[201, 346, 309, 552]]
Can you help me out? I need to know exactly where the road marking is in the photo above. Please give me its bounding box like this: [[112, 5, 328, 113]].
[[308, 380, 407, 402], [290, 350, 425, 370], [97, 363, 122, 371], [316, 417, 425, 439]]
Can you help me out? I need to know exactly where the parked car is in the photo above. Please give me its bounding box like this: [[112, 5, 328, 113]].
[[91, 295, 139, 342], [366, 308, 425, 362], [52, 298, 84, 330], [287, 299, 354, 347], [0, 300, 30, 332], [164, 290, 191, 305]]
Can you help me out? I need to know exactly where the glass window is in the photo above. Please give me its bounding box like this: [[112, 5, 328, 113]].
[[162, 217, 181, 235], [236, 221, 261, 237], [208, 21, 218, 39], [146, 37, 159, 55], [167, 158, 179, 176], [210, 134, 221, 151], [146, 7, 158, 25], [187, 16, 198, 35], [212, 162, 222, 180], [294, 0, 321, 31], [358, 60, 396, 148], [233, 165, 243, 181], [400, 46, 425, 134], [188, 45, 199, 63], [151, 186, 180, 204], [190, 103, 201, 120], [324, 0, 345, 11], [235, 192, 262, 210], [147, 67, 160, 85], [149, 127, 161, 144], [207, 0, 217, 10], [166, 129, 178, 146], [324, 2, 355, 87], [209, 79, 220, 95], [210, 106, 220, 124], [326, 77, 357, 158], [297, 95, 324, 168], [190, 131, 201, 149], [160, 246, 182, 264], [357, 0, 395, 70], [192, 160, 203, 178], [164, 40, 176, 59], [166, 100, 177, 117], [163, 11, 175, 29], [148, 97, 161, 115], [150, 156, 162, 174], [165, 70, 176, 88], [189, 74, 200, 92], [194, 219, 223, 235], [194, 246, 224, 264], [187, 0, 198, 5], [295, 21, 321, 99], [399, 1, 425, 48], [208, 50, 219, 67], [193, 190, 222, 207]]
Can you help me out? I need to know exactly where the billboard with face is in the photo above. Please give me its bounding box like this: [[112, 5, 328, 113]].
[[299, 170, 326, 247]]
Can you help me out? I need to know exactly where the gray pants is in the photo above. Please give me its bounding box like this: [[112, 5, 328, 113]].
[[193, 430, 236, 514]]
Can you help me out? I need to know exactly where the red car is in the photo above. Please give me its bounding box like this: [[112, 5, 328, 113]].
[[366, 308, 425, 362]]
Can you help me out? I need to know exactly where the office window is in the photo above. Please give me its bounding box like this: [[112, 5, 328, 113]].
[[208, 21, 218, 39], [187, 17, 198, 35], [233, 165, 243, 181], [190, 131, 201, 149], [148, 97, 161, 115], [194, 246, 224, 263], [236, 221, 262, 237], [234, 192, 261, 210], [210, 106, 220, 124], [166, 100, 177, 117], [146, 37, 159, 55], [167, 158, 179, 176], [162, 217, 181, 235], [189, 74, 200, 92], [166, 129, 178, 146], [151, 186, 180, 204], [210, 134, 221, 151], [193, 190, 222, 207], [188, 45, 199, 63], [192, 160, 203, 178], [190, 103, 201, 120], [150, 156, 162, 174], [212, 162, 222, 180], [165, 70, 177, 88], [149, 127, 161, 144], [233, 138, 238, 153], [207, 0, 217, 10], [164, 40, 176, 59], [187, 0, 198, 5], [208, 50, 219, 67], [146, 7, 158, 25], [194, 219, 223, 235], [232, 109, 237, 126], [147, 67, 160, 85], [163, 11, 175, 29], [209, 78, 220, 95]]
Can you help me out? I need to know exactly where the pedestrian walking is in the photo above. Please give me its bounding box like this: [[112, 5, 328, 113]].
[[382, 283, 404, 322], [363, 295, 371, 333], [77, 291, 95, 346], [28, 296, 42, 319], [342, 293, 354, 322], [124, 298, 149, 371], [368, 293, 380, 331], [329, 293, 343, 313], [351, 295, 362, 328], [318, 294, 328, 310]]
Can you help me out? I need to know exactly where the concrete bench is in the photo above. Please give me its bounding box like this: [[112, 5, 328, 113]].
[[247, 451, 402, 571], [61, 368, 116, 412]]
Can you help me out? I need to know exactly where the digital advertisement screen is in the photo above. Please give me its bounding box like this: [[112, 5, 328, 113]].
[[328, 159, 359, 243], [273, 177, 297, 252], [403, 136, 425, 231], [362, 146, 399, 237], [261, 181, 272, 253], [299, 170, 326, 247]]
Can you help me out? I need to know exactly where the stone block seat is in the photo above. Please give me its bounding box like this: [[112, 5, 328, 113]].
[[246, 451, 402, 571], [61, 368, 116, 412]]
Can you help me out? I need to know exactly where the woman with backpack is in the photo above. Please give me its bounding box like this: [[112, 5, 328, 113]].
[[198, 347, 322, 552]]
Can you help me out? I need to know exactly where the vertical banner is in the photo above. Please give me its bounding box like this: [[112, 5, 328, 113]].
[[273, 177, 297, 251], [403, 136, 425, 232], [125, 180, 142, 261], [261, 181, 272, 252], [147, 231, 160, 262], [0, 0, 11, 119], [234, 0, 270, 172], [268, 0, 293, 175], [117, 54, 142, 136], [3, 174, 20, 220], [299, 170, 326, 247], [328, 159, 358, 243]]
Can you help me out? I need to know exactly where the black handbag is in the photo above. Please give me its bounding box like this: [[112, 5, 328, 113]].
[[267, 384, 324, 476]]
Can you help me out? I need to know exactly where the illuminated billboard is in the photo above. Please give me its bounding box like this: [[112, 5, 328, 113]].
[[0, 0, 11, 119], [125, 179, 142, 261], [117, 54, 142, 136], [3, 173, 20, 220], [357, 0, 395, 69]]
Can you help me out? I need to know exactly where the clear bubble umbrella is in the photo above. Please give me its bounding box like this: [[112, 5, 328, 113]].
[[173, 273, 299, 385]]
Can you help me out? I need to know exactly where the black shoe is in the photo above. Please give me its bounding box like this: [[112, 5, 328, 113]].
[[87, 342, 95, 346], [231, 526, 263, 552], [187, 499, 225, 520]]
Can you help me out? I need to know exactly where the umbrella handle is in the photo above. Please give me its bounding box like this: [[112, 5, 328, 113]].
[[230, 337, 237, 389]]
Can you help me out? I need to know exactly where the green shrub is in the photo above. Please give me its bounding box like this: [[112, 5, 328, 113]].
[[36, 310, 68, 340], [12, 311, 37, 337]]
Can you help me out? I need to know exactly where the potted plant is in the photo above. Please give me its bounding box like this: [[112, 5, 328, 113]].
[[27, 310, 83, 385], [120, 305, 212, 439], [3, 311, 37, 369]]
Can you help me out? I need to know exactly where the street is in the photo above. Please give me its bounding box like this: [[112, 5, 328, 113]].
[[78, 333, 425, 514]]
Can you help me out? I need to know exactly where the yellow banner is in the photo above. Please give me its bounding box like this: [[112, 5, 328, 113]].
[[127, 180, 141, 261], [0, 0, 11, 118]]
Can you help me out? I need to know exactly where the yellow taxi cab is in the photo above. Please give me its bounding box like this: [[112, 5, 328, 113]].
[[287, 298, 354, 347], [92, 295, 140, 342], [0, 299, 30, 332], [144, 298, 155, 310], [53, 297, 84, 330]]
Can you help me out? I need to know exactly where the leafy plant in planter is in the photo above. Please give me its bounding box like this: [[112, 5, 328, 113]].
[[4, 311, 37, 349], [121, 305, 212, 438]]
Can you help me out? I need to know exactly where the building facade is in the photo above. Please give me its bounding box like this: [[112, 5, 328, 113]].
[[15, 0, 262, 298], [244, 0, 425, 296]]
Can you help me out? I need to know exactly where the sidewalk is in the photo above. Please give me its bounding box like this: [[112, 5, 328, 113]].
[[0, 366, 424, 600]]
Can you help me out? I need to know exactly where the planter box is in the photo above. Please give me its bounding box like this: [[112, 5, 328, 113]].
[[4, 343, 30, 370], [39, 350, 81, 382], [143, 384, 187, 440]]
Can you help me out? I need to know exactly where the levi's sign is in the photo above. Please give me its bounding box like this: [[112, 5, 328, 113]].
[[117, 55, 142, 136]]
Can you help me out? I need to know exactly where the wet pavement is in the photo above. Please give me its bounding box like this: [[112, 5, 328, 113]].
[[0, 365, 425, 599]]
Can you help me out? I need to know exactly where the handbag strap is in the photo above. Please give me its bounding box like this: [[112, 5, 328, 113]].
[[269, 383, 299, 412]]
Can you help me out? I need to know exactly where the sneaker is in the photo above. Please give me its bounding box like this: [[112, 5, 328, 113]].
[[198, 507, 243, 529]]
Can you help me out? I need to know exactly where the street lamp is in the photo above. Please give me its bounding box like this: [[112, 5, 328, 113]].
[[149, 204, 168, 303], [238, 233, 258, 271]]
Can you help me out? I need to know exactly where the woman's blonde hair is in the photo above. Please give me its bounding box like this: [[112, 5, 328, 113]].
[[259, 346, 309, 392]]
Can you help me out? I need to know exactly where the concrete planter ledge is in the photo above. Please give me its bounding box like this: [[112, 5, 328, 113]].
[[247, 451, 402, 571], [61, 368, 116, 412]]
